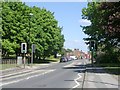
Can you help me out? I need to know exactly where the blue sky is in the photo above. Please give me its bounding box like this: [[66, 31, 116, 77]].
[[22, 1, 91, 53]]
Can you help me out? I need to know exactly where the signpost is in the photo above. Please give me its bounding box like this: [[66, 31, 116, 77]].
[[21, 43, 27, 68]]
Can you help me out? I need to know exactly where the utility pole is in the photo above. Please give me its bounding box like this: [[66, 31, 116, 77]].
[[90, 41, 94, 66], [29, 13, 33, 65]]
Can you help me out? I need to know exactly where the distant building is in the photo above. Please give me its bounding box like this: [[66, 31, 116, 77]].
[[73, 49, 81, 59], [66, 48, 91, 59]]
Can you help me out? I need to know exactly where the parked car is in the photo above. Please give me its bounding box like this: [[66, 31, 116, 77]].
[[66, 57, 72, 61], [60, 57, 68, 62]]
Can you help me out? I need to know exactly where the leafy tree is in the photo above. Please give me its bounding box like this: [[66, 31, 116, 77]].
[[81, 2, 120, 63], [2, 2, 65, 60]]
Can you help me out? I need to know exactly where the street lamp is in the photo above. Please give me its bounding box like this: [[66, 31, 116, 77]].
[[29, 13, 33, 65]]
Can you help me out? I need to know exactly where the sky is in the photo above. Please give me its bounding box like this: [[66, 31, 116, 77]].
[[22, 1, 91, 53]]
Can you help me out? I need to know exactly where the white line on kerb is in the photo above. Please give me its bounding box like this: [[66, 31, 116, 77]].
[[72, 73, 82, 88]]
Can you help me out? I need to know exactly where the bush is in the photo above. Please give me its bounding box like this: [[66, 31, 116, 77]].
[[96, 52, 119, 63]]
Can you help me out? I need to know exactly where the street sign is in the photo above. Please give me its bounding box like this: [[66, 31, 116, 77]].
[[21, 43, 27, 53], [32, 44, 35, 53]]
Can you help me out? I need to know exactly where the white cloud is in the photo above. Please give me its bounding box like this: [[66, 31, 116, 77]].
[[79, 19, 91, 26]]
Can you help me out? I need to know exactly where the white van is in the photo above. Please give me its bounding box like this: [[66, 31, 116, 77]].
[[70, 56, 77, 60]]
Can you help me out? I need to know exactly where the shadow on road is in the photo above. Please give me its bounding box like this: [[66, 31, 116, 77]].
[[63, 62, 120, 75]]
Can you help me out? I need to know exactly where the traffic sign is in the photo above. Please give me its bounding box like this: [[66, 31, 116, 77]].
[[32, 44, 35, 53], [21, 43, 27, 53]]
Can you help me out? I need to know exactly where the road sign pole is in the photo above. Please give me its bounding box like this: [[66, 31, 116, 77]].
[[21, 43, 27, 68], [23, 53, 25, 68]]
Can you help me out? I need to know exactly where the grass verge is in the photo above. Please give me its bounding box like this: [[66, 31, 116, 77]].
[[0, 64, 17, 70], [95, 63, 120, 75]]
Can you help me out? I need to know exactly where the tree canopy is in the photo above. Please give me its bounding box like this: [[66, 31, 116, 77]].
[[82, 2, 120, 63], [2, 2, 65, 59]]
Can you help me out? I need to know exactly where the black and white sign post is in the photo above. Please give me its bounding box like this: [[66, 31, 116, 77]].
[[31, 44, 35, 67], [21, 43, 27, 68]]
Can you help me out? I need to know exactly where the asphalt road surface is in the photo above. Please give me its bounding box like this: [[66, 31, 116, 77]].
[[2, 59, 87, 89]]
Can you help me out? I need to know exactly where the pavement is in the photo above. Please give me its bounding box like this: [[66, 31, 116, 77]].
[[72, 60, 119, 89], [83, 66, 119, 89]]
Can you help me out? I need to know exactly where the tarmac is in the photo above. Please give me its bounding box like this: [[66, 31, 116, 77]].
[[0, 60, 119, 89]]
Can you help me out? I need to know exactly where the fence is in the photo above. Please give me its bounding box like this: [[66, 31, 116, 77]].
[[1, 59, 17, 70], [0, 56, 32, 70]]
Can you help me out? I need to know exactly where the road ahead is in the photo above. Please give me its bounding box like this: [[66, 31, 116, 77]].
[[2, 59, 119, 89], [2, 59, 87, 89]]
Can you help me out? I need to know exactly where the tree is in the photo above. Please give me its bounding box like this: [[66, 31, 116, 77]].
[[2, 2, 65, 60], [81, 2, 120, 63]]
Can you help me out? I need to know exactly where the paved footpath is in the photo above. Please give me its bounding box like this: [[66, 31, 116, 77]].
[[83, 66, 119, 89]]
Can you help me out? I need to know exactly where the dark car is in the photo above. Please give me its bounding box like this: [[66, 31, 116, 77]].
[[60, 57, 68, 62]]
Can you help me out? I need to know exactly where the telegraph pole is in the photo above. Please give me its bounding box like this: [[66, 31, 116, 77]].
[[90, 41, 94, 66]]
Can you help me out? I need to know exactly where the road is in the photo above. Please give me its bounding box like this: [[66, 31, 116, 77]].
[[2, 59, 87, 89], [2, 59, 118, 90]]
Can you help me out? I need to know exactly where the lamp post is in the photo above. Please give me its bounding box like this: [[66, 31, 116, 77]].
[[29, 13, 33, 66]]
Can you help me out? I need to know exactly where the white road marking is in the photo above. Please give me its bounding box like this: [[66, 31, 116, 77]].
[[0, 70, 32, 78], [0, 69, 55, 87], [0, 64, 51, 78], [1, 70, 44, 81], [0, 78, 25, 87], [72, 73, 82, 88], [26, 69, 55, 80]]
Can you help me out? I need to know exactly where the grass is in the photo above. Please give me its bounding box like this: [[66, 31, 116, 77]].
[[0, 64, 17, 70], [104, 67, 120, 75], [94, 63, 120, 75], [0, 56, 60, 70], [95, 63, 120, 67]]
